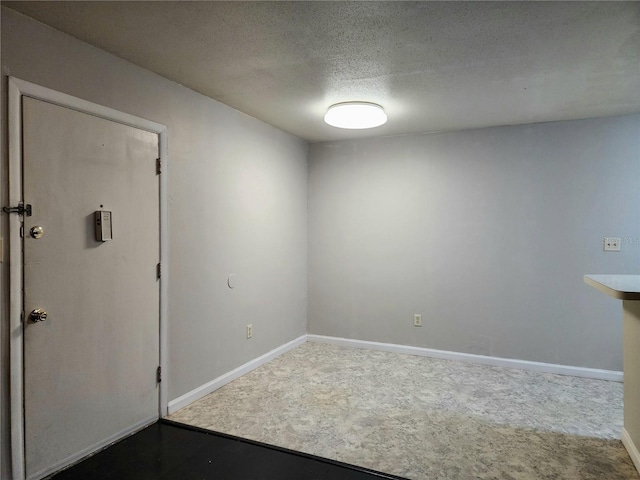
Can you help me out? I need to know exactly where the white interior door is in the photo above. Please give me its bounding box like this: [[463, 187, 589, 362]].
[[22, 97, 160, 479]]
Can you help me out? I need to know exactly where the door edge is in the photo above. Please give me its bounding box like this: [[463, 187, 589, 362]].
[[25, 414, 158, 480]]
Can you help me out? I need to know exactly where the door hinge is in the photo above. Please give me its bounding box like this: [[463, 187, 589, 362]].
[[157, 263, 162, 279], [156, 158, 162, 175], [156, 366, 162, 383], [3, 203, 32, 217]]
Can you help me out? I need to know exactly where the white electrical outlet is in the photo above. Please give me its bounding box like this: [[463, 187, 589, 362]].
[[246, 324, 253, 339], [414, 314, 422, 327], [603, 237, 621, 252]]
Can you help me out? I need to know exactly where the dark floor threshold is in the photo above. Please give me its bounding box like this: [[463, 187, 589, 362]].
[[51, 418, 410, 480], [161, 418, 407, 480]]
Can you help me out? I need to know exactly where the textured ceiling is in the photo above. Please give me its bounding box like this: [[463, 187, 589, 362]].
[[5, 1, 640, 142]]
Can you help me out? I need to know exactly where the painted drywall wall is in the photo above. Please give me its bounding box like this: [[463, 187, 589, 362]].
[[308, 115, 640, 371], [0, 8, 307, 478]]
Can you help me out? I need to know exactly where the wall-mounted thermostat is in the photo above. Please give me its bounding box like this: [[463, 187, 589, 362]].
[[95, 211, 112, 242]]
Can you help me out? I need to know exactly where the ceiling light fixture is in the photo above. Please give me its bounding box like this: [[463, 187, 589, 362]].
[[324, 102, 387, 129]]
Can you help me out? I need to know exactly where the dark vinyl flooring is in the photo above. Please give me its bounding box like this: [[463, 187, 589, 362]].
[[51, 420, 407, 480]]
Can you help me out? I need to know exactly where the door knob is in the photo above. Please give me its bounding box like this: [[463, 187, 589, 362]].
[[29, 308, 48, 323], [30, 226, 44, 239]]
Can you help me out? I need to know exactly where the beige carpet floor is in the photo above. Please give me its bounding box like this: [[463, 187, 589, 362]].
[[168, 341, 638, 480]]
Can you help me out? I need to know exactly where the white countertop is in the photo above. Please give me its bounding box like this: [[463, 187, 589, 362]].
[[584, 275, 640, 300]]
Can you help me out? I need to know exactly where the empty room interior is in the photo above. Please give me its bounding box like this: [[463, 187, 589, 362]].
[[1, 2, 639, 479]]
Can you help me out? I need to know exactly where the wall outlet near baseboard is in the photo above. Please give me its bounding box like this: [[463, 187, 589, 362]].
[[603, 237, 621, 252], [413, 314, 422, 327], [247, 324, 253, 339]]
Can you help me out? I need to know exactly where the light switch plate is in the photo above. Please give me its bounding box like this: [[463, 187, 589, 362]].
[[603, 237, 621, 252]]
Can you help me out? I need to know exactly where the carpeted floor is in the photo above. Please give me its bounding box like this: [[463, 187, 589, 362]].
[[168, 342, 639, 479]]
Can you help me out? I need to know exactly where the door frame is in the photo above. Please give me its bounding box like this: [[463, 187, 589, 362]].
[[8, 77, 169, 480]]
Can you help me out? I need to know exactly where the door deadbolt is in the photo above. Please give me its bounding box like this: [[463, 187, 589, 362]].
[[29, 308, 48, 323], [30, 226, 44, 239]]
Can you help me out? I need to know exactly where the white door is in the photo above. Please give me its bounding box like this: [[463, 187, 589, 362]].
[[22, 97, 160, 479]]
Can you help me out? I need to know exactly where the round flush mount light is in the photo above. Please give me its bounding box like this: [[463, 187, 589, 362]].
[[324, 102, 387, 129]]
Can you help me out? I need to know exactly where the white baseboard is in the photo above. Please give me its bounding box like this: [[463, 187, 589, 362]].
[[168, 333, 622, 416], [167, 335, 307, 414], [622, 428, 640, 474], [307, 335, 623, 382]]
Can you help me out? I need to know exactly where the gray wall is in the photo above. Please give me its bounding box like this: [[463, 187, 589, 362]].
[[308, 115, 640, 370], [1, 8, 307, 478]]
